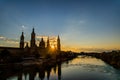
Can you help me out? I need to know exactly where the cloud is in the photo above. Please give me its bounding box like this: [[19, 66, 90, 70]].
[[78, 48, 109, 52], [0, 44, 4, 46], [21, 25, 28, 30], [62, 45, 112, 52], [36, 35, 57, 46], [36, 35, 48, 40], [0, 36, 7, 40], [36, 35, 57, 41], [22, 25, 25, 29], [6, 40, 19, 44], [0, 35, 19, 47]]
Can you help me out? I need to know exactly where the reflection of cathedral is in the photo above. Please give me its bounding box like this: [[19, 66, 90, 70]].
[[17, 62, 62, 80], [20, 28, 61, 56], [1, 62, 62, 80]]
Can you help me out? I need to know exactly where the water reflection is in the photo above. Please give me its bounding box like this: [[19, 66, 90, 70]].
[[0, 61, 62, 80], [62, 56, 120, 80], [0, 56, 120, 80]]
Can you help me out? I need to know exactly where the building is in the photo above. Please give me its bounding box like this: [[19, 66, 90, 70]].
[[0, 28, 61, 58]]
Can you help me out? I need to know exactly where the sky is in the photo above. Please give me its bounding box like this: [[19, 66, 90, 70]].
[[0, 0, 120, 52]]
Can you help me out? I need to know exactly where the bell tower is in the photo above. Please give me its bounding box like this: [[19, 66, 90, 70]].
[[39, 38, 45, 49], [30, 28, 36, 48], [57, 35, 61, 52], [47, 37, 50, 49], [20, 31, 24, 48]]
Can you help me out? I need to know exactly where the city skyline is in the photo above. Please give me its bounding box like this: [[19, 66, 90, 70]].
[[0, 0, 120, 52]]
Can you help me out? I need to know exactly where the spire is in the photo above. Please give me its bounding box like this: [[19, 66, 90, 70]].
[[22, 31, 23, 35], [32, 27, 35, 34], [21, 31, 24, 38], [39, 37, 45, 49], [25, 42, 29, 48], [57, 35, 61, 52], [30, 28, 36, 48], [47, 36, 50, 52], [20, 31, 24, 40], [41, 37, 44, 41], [47, 37, 50, 48], [57, 35, 60, 40], [20, 31, 24, 48]]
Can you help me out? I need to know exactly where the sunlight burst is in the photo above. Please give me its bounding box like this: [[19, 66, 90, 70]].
[[51, 45, 55, 49]]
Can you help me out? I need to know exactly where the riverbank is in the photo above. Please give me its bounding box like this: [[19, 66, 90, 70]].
[[0, 52, 78, 80], [0, 51, 77, 70], [80, 50, 120, 69], [1, 55, 120, 80]]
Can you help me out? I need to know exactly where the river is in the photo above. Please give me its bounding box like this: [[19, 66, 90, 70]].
[[2, 56, 120, 80]]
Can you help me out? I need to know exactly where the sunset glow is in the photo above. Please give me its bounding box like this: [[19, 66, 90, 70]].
[[0, 0, 120, 52], [51, 45, 55, 50]]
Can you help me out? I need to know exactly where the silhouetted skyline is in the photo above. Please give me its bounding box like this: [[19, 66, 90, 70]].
[[0, 0, 120, 52]]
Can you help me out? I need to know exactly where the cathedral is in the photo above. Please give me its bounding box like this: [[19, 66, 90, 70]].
[[20, 28, 61, 57]]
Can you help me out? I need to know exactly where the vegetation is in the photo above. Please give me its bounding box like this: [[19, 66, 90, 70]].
[[0, 49, 78, 64], [0, 49, 11, 63], [0, 49, 23, 63], [80, 50, 120, 68]]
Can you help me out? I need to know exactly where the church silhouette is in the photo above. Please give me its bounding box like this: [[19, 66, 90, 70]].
[[0, 28, 61, 58], [20, 28, 61, 57]]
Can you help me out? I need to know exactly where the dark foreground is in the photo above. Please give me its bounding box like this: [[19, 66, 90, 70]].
[[0, 52, 77, 80], [0, 56, 120, 80]]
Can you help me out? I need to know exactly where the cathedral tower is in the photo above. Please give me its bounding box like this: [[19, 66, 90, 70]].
[[30, 28, 36, 48], [57, 35, 61, 52], [39, 38, 45, 49], [20, 31, 24, 48], [47, 37, 50, 49]]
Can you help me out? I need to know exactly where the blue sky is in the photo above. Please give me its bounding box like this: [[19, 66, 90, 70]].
[[0, 0, 120, 52]]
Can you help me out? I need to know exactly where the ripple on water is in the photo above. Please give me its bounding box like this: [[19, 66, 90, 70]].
[[5, 56, 120, 80], [62, 56, 120, 80]]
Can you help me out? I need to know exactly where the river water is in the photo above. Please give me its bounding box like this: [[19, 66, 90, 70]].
[[3, 56, 120, 80]]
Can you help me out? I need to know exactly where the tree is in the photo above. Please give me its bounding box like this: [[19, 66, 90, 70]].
[[0, 49, 11, 63]]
